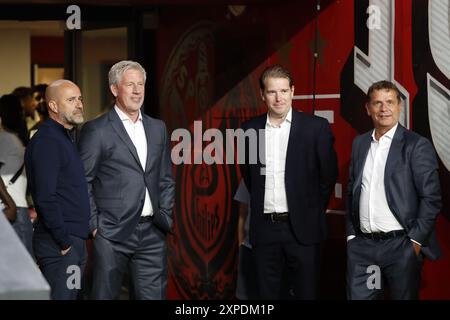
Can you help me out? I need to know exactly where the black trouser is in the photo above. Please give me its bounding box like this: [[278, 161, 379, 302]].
[[347, 235, 423, 300], [12, 207, 33, 257], [91, 219, 168, 300], [252, 220, 320, 300], [33, 231, 87, 300], [236, 244, 259, 300]]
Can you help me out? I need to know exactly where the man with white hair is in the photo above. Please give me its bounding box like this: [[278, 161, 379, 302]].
[[78, 60, 175, 300], [25, 79, 90, 300]]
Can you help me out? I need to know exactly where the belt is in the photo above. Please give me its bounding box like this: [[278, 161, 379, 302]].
[[139, 215, 153, 224], [360, 229, 406, 241], [265, 212, 289, 223]]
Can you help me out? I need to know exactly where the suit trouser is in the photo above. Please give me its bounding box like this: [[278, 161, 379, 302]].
[[252, 220, 320, 300], [236, 244, 259, 300], [347, 235, 423, 300], [91, 219, 167, 300], [12, 207, 34, 257], [33, 231, 87, 300]]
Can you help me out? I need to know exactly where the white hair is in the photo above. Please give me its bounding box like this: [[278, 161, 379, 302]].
[[108, 60, 147, 86]]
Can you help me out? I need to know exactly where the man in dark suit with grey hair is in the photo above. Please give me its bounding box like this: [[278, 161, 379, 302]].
[[78, 60, 175, 300], [346, 80, 441, 300]]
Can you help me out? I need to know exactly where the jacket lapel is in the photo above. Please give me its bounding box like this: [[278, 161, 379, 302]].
[[285, 110, 300, 172], [384, 125, 405, 184], [142, 116, 154, 172], [108, 109, 142, 171], [255, 114, 267, 168], [354, 132, 372, 193]]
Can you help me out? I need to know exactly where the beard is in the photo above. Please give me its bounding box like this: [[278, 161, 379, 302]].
[[61, 111, 84, 127]]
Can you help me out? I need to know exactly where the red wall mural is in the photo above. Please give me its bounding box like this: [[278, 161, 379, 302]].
[[155, 0, 450, 299]]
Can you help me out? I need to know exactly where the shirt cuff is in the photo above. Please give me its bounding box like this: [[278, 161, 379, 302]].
[[347, 235, 356, 242], [410, 238, 422, 246]]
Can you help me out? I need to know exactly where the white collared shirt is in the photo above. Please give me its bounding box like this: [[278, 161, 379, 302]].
[[263, 107, 292, 213], [359, 123, 403, 233], [114, 105, 153, 216]]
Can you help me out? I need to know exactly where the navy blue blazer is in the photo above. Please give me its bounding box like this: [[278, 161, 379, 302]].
[[241, 109, 338, 246], [25, 119, 90, 249], [346, 124, 442, 260]]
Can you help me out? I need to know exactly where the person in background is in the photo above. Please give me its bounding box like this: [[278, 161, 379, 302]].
[[234, 179, 258, 300], [0, 94, 33, 255], [12, 87, 39, 139], [0, 172, 16, 223], [29, 84, 49, 138]]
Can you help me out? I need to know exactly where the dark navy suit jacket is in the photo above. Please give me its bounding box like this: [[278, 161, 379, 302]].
[[241, 109, 338, 246], [346, 124, 442, 260]]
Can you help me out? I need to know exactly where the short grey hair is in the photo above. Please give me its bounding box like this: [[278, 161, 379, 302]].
[[108, 60, 147, 86]]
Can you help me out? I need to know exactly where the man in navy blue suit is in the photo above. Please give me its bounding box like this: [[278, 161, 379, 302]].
[[240, 65, 338, 299], [346, 80, 441, 299], [25, 80, 90, 300]]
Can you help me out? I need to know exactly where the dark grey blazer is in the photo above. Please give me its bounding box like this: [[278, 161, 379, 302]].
[[78, 109, 175, 242], [346, 124, 442, 260]]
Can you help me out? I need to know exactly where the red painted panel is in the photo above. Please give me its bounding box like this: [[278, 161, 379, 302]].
[[155, 0, 450, 299], [30, 36, 64, 65]]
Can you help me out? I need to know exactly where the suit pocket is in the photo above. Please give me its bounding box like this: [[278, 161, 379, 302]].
[[96, 198, 123, 223], [405, 237, 422, 263], [95, 198, 122, 209]]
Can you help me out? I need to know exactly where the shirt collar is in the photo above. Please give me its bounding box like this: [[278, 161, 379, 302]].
[[266, 107, 292, 128], [47, 117, 67, 132], [371, 123, 398, 142], [114, 105, 142, 123]]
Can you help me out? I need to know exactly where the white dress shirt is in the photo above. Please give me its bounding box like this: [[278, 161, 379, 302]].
[[115, 106, 153, 217], [359, 124, 403, 233], [347, 124, 420, 245], [263, 108, 292, 214]]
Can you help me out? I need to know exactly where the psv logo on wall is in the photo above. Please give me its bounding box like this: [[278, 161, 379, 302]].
[[160, 22, 239, 299]]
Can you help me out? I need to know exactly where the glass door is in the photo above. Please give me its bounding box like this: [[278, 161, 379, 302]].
[[66, 25, 128, 121]]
